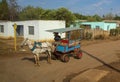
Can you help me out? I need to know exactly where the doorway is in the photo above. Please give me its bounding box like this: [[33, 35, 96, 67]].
[[16, 25, 24, 36]]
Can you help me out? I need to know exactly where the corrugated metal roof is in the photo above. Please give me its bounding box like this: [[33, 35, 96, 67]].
[[46, 27, 82, 33]]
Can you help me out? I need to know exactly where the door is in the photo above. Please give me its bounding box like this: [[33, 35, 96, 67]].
[[16, 25, 24, 36]]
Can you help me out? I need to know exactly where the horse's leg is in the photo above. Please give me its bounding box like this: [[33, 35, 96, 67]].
[[47, 51, 52, 64], [36, 54, 40, 66], [34, 55, 37, 65]]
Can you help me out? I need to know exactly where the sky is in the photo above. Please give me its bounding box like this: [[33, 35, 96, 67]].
[[17, 0, 120, 16]]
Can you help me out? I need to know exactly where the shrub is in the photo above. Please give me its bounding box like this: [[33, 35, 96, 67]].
[[110, 29, 120, 36], [85, 32, 92, 40], [94, 34, 104, 40]]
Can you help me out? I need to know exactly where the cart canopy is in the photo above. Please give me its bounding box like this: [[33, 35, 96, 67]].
[[46, 27, 82, 33]]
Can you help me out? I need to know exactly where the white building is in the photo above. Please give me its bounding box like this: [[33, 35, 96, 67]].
[[0, 20, 65, 40]]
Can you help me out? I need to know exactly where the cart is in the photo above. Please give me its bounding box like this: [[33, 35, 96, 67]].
[[46, 27, 83, 62]]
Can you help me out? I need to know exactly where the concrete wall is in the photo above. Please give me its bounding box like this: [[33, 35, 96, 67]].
[[0, 20, 65, 40], [104, 22, 117, 30], [0, 21, 14, 37], [81, 22, 104, 29], [14, 20, 40, 40], [81, 22, 117, 31], [38, 20, 65, 40]]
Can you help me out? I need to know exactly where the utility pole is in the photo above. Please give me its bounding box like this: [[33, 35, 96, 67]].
[[13, 23, 17, 51]]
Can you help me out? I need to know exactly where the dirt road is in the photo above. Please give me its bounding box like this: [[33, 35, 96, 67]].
[[0, 40, 120, 82]]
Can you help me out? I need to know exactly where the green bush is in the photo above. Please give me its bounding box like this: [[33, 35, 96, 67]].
[[94, 34, 104, 40], [85, 32, 92, 40], [110, 29, 120, 36]]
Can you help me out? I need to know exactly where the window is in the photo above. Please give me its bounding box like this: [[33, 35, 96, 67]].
[[0, 25, 4, 33], [107, 25, 110, 31], [95, 26, 100, 29], [83, 25, 91, 29], [16, 25, 24, 36], [28, 26, 34, 35]]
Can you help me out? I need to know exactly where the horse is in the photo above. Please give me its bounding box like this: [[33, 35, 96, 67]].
[[20, 38, 54, 66]]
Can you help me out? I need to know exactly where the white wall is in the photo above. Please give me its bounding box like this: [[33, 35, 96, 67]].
[[14, 20, 40, 40], [38, 20, 65, 40], [104, 23, 117, 31], [0, 20, 65, 40], [21, 20, 65, 40], [0, 21, 14, 37]]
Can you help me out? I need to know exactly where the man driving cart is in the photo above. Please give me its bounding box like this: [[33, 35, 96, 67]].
[[54, 32, 61, 41]]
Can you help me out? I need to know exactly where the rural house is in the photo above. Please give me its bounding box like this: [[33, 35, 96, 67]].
[[103, 20, 120, 28], [71, 20, 117, 31], [0, 20, 65, 41], [70, 20, 117, 39]]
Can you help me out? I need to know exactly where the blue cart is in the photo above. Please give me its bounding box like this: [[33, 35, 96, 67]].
[[46, 27, 83, 62]]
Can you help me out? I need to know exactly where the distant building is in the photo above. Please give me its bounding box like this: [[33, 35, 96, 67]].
[[103, 20, 120, 28], [0, 20, 65, 40], [70, 20, 117, 31]]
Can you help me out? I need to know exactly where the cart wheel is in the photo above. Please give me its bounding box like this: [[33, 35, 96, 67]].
[[76, 51, 82, 59], [52, 52, 59, 60], [61, 54, 70, 62], [51, 54, 57, 60]]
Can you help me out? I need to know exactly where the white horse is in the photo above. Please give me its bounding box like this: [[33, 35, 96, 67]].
[[20, 38, 54, 66]]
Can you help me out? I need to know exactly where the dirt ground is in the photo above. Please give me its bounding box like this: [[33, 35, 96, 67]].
[[0, 37, 120, 82]]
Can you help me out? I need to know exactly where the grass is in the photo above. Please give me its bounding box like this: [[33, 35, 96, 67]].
[[0, 37, 32, 57]]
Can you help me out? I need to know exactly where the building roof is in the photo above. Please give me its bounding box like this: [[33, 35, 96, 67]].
[[103, 20, 120, 24], [46, 27, 82, 33]]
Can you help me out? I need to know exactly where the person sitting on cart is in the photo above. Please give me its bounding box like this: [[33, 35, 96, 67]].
[[54, 32, 61, 41]]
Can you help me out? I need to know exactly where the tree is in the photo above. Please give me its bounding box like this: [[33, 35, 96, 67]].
[[92, 14, 102, 21], [114, 14, 120, 20], [104, 13, 114, 20], [19, 6, 37, 20], [55, 7, 76, 27], [35, 7, 45, 19], [8, 0, 20, 21], [73, 13, 87, 20], [0, 0, 9, 20], [18, 6, 48, 20], [41, 9, 56, 20], [86, 16, 95, 21]]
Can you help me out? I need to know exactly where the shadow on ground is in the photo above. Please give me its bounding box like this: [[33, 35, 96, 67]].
[[82, 50, 120, 73], [21, 56, 48, 63], [63, 50, 120, 82]]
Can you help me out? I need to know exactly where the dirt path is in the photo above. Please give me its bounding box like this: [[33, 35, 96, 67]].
[[0, 40, 120, 82]]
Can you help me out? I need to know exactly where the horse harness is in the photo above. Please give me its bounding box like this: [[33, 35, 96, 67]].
[[31, 41, 42, 51], [31, 41, 51, 52]]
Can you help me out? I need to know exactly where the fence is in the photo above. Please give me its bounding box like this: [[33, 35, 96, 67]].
[[83, 29, 109, 40], [54, 28, 120, 40]]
